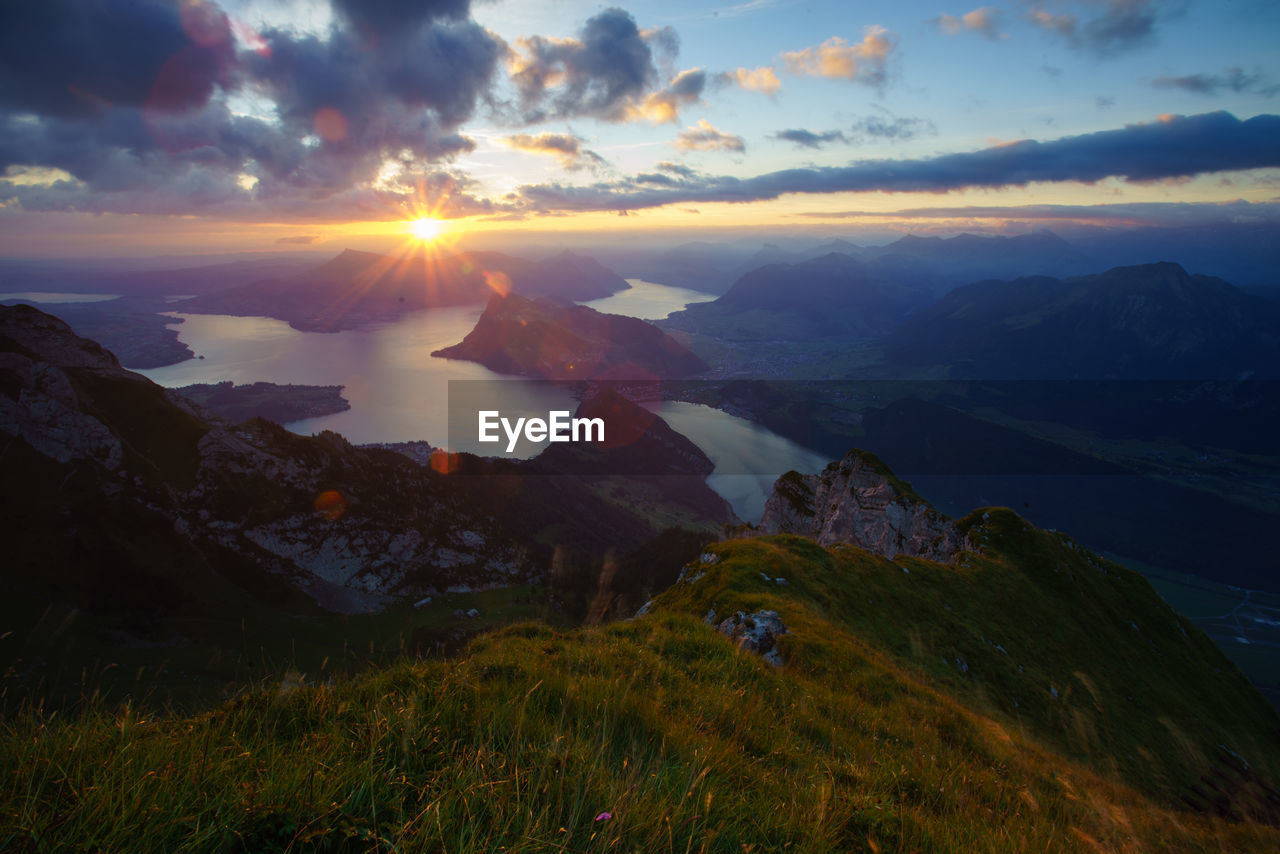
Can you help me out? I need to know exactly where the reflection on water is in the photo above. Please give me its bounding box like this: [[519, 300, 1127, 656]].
[[647, 401, 830, 523], [581, 279, 715, 320], [136, 286, 831, 518], [137, 307, 575, 448]]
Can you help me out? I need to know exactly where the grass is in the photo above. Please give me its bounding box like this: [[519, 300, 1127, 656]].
[[3, 523, 1279, 851]]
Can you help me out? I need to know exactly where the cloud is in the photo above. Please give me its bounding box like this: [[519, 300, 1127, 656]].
[[1152, 67, 1279, 98], [781, 27, 897, 88], [507, 8, 694, 123], [674, 120, 745, 152], [723, 66, 782, 94], [773, 129, 848, 149], [628, 68, 707, 123], [774, 115, 934, 149], [849, 113, 937, 142], [276, 234, 321, 244], [655, 160, 698, 178], [330, 0, 470, 40], [513, 112, 1280, 213], [1026, 0, 1182, 57], [790, 199, 1280, 227], [0, 0, 505, 218], [0, 0, 237, 118], [1095, 95, 1116, 108], [936, 7, 1005, 40], [501, 133, 606, 170]]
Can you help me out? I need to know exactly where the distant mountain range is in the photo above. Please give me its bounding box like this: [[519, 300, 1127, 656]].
[[665, 252, 926, 340], [433, 292, 707, 380], [181, 248, 628, 332], [628, 230, 1096, 295], [883, 261, 1280, 379]]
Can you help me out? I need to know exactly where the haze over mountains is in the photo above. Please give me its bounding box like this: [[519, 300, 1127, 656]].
[[882, 262, 1280, 379], [181, 247, 629, 332]]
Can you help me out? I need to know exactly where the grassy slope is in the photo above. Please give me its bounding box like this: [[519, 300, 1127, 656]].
[[3, 520, 1279, 852]]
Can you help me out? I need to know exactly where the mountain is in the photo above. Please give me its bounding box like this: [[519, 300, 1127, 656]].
[[759, 448, 966, 561], [884, 262, 1280, 378], [5, 450, 1278, 850], [24, 295, 195, 368], [433, 292, 707, 379], [175, 381, 350, 423], [0, 256, 315, 299], [511, 250, 630, 301], [0, 306, 729, 623], [0, 304, 533, 621], [665, 252, 927, 340], [181, 248, 628, 332], [857, 231, 1093, 296]]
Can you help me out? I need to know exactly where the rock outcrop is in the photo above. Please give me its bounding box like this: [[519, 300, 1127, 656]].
[[759, 449, 966, 561], [716, 610, 788, 667]]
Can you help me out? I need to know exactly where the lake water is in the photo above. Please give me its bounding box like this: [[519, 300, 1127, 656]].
[[137, 281, 828, 521], [581, 279, 715, 320]]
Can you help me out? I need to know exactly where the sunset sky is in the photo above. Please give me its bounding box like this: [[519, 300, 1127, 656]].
[[1, 0, 1278, 257]]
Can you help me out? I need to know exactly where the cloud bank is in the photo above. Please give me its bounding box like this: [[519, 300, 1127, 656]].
[[515, 112, 1280, 212]]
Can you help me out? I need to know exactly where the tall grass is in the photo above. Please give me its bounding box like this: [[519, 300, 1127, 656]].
[[2, 522, 1278, 851]]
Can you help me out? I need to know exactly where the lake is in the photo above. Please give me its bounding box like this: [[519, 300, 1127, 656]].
[[136, 280, 827, 521]]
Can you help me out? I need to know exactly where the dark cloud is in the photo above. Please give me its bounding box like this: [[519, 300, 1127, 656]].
[[1096, 95, 1116, 108], [655, 161, 697, 178], [771, 114, 934, 149], [330, 0, 471, 40], [513, 112, 1280, 213], [790, 199, 1280, 227], [0, 0, 504, 218], [773, 129, 848, 149], [1027, 0, 1183, 57], [1152, 67, 1278, 98], [509, 8, 689, 123], [849, 113, 937, 142], [0, 0, 236, 118], [502, 133, 606, 170]]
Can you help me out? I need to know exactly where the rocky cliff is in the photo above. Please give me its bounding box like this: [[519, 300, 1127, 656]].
[[759, 449, 965, 561], [0, 304, 532, 617]]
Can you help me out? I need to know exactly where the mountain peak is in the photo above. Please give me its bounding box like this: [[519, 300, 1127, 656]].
[[760, 449, 965, 561]]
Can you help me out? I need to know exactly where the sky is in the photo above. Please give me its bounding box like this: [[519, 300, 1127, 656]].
[[0, 0, 1278, 257]]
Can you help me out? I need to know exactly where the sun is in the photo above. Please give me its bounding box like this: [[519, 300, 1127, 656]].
[[407, 217, 442, 242]]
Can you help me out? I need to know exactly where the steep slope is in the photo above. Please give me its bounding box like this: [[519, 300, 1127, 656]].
[[0, 305, 737, 676], [4, 487, 1278, 850], [433, 292, 707, 379], [0, 304, 533, 621], [884, 262, 1280, 378]]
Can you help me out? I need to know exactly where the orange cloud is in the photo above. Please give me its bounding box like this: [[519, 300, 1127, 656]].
[[727, 66, 782, 94], [781, 26, 895, 86]]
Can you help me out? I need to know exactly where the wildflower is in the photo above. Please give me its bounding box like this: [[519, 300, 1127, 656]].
[[594, 812, 612, 822]]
